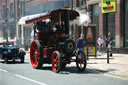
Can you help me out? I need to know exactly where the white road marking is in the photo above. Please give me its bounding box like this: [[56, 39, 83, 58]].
[[15, 74, 47, 85], [0, 69, 8, 72]]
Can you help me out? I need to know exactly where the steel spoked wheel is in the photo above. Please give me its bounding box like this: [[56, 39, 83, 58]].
[[30, 40, 43, 69], [52, 51, 61, 73], [76, 51, 87, 72]]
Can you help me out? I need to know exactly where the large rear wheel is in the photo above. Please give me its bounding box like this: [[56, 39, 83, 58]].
[[30, 40, 43, 69], [76, 51, 87, 72], [52, 51, 61, 73]]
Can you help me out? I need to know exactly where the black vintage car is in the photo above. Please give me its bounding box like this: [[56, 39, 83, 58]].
[[0, 42, 26, 63]]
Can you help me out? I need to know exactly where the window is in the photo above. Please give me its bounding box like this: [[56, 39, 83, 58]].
[[77, 0, 84, 7], [108, 13, 115, 47], [10, 3, 14, 17], [91, 4, 99, 39], [2, 5, 7, 18]]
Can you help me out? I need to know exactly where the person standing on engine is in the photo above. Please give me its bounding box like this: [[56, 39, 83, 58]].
[[76, 33, 85, 54]]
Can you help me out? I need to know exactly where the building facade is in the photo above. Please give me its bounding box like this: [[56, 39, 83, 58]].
[[86, 0, 128, 48], [0, 0, 23, 42], [1, 0, 126, 49]]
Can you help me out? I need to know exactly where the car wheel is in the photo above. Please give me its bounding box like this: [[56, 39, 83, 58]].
[[21, 56, 24, 63], [30, 40, 43, 69], [76, 51, 87, 72], [4, 57, 8, 64], [13, 59, 15, 63]]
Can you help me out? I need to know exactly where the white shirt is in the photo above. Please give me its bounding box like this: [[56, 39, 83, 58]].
[[97, 37, 104, 46]]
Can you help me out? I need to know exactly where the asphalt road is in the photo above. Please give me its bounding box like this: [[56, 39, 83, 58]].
[[0, 53, 128, 85]]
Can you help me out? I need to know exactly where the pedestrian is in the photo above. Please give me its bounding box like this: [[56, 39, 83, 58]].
[[97, 35, 104, 55], [106, 32, 113, 56], [76, 33, 85, 57]]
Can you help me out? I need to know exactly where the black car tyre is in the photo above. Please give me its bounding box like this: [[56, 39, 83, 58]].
[[13, 59, 15, 63], [21, 56, 24, 63], [4, 57, 8, 64]]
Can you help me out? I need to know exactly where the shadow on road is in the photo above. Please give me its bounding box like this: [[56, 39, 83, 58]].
[[59, 67, 116, 75], [0, 60, 30, 64], [37, 65, 116, 75]]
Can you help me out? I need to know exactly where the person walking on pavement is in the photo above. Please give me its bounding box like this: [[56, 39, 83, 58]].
[[76, 33, 85, 58], [97, 35, 105, 55], [106, 32, 113, 56]]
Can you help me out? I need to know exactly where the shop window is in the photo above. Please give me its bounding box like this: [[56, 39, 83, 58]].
[[91, 4, 99, 39], [108, 13, 115, 47]]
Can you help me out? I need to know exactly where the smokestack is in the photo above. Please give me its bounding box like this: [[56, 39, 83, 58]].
[[64, 10, 69, 35]]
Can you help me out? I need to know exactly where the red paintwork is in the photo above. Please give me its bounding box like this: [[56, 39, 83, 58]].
[[43, 48, 47, 58], [52, 52, 59, 72], [50, 9, 79, 20], [76, 52, 85, 70], [37, 32, 48, 41], [30, 41, 39, 68]]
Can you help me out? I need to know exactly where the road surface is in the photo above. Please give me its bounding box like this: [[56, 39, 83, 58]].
[[0, 52, 128, 85]]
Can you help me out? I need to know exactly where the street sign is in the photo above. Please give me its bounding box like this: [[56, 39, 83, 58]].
[[102, 0, 116, 13]]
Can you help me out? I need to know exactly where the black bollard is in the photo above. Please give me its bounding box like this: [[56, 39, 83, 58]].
[[107, 48, 109, 64], [87, 46, 89, 60]]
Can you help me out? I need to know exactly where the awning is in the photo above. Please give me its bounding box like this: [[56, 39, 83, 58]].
[[50, 9, 80, 20], [18, 9, 80, 25], [18, 12, 50, 25]]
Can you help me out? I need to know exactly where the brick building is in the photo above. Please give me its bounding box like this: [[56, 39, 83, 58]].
[[86, 0, 128, 49], [0, 0, 24, 42]]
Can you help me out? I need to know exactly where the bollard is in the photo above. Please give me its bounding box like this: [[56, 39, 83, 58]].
[[87, 46, 89, 60], [107, 48, 109, 64]]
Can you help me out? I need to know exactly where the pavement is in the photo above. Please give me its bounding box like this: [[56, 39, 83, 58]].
[[86, 53, 128, 79]]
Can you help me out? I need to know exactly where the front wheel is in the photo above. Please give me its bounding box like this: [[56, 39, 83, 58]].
[[52, 51, 61, 73], [76, 51, 87, 72]]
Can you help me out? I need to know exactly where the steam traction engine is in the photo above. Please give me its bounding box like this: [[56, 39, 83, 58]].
[[25, 9, 87, 73]]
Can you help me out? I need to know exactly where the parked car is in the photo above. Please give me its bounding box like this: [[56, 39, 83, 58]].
[[0, 42, 26, 63]]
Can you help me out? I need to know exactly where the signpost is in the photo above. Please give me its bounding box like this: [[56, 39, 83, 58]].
[[102, 0, 116, 13], [101, 0, 116, 63]]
